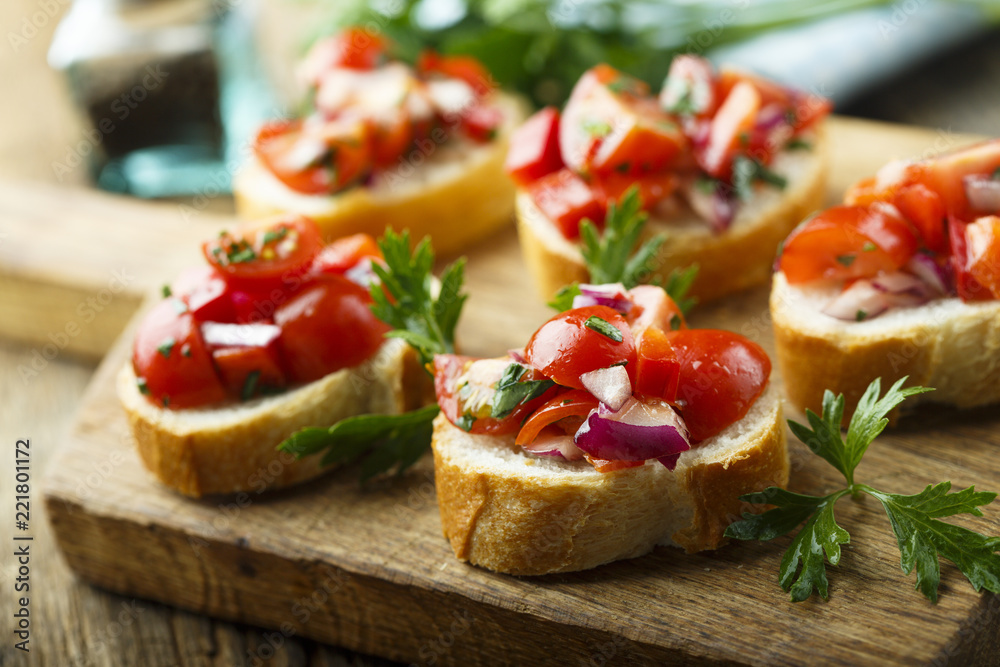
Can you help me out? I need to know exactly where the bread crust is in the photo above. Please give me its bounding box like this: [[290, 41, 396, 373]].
[[118, 338, 427, 497], [233, 94, 528, 257], [515, 124, 829, 303], [771, 271, 1000, 419], [432, 384, 787, 575]]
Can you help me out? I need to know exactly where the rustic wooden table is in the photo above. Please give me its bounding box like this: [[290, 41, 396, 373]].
[[1, 0, 999, 664]]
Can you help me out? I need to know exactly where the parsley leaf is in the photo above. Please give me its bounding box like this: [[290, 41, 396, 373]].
[[732, 155, 788, 201], [369, 229, 466, 368], [726, 377, 1000, 603], [584, 315, 623, 341], [279, 405, 440, 482], [490, 363, 555, 420], [554, 186, 699, 315]]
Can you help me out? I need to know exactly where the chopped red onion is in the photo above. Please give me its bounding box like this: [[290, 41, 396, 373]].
[[822, 280, 889, 322], [507, 348, 527, 364], [870, 271, 928, 296], [684, 180, 735, 232], [572, 283, 633, 314], [906, 254, 951, 295], [964, 175, 1000, 214], [522, 431, 585, 461], [580, 365, 632, 411], [574, 397, 690, 465], [755, 103, 787, 132]]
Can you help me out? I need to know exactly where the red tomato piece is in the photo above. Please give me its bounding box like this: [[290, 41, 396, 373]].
[[893, 182, 948, 253], [170, 266, 234, 323], [212, 346, 287, 399], [253, 118, 372, 195], [778, 204, 920, 284], [203, 215, 324, 291], [418, 50, 494, 96], [585, 454, 645, 473], [717, 69, 831, 133], [433, 355, 557, 435], [525, 305, 637, 390], [461, 104, 503, 143], [667, 329, 771, 441], [526, 168, 605, 239], [952, 216, 1000, 301], [300, 29, 388, 80], [626, 285, 687, 334], [660, 55, 719, 117], [274, 274, 390, 384], [592, 170, 677, 210], [515, 389, 598, 446], [311, 233, 382, 276], [697, 80, 760, 178], [369, 110, 414, 168], [505, 106, 564, 186], [132, 297, 226, 409], [925, 140, 1000, 219], [634, 326, 680, 403]]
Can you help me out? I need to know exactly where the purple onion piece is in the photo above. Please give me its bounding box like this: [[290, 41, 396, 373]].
[[685, 180, 735, 233], [521, 433, 584, 461], [870, 271, 927, 296], [657, 453, 682, 471], [507, 348, 527, 364], [580, 365, 632, 412], [906, 254, 951, 295], [822, 280, 889, 322], [573, 283, 633, 315], [575, 397, 690, 462]]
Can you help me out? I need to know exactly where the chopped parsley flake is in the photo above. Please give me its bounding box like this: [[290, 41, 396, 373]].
[[241, 370, 261, 401], [157, 337, 176, 358], [585, 316, 623, 342], [786, 138, 812, 151], [456, 413, 477, 432], [261, 226, 290, 245], [856, 309, 867, 321], [863, 241, 877, 252], [836, 254, 857, 267], [582, 119, 613, 137], [137, 377, 150, 395], [161, 285, 172, 298]]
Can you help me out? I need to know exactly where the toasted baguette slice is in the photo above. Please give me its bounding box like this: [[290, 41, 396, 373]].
[[432, 384, 786, 575], [234, 93, 528, 257], [516, 125, 829, 303], [771, 271, 1000, 419], [118, 338, 427, 497]]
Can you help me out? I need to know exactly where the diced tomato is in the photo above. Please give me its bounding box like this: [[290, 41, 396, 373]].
[[515, 389, 598, 446], [274, 274, 390, 384], [893, 182, 948, 253], [369, 110, 414, 168], [592, 170, 677, 210], [418, 50, 494, 96], [311, 234, 382, 276], [717, 69, 831, 132], [697, 80, 760, 178], [952, 216, 1000, 301], [626, 285, 687, 334], [433, 355, 557, 435], [525, 305, 636, 389], [170, 266, 234, 323], [660, 55, 718, 117], [204, 216, 324, 291], [844, 176, 883, 207], [505, 106, 564, 186], [202, 320, 286, 398], [634, 326, 680, 403], [667, 329, 770, 441], [925, 140, 1000, 220], [560, 64, 685, 176], [132, 298, 226, 409], [585, 454, 645, 473], [461, 104, 502, 143], [300, 29, 388, 81], [526, 168, 604, 239], [253, 118, 373, 195], [779, 204, 920, 284]]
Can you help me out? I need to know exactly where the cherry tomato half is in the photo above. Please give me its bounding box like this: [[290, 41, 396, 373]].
[[525, 305, 636, 389], [952, 215, 1000, 301], [667, 329, 771, 441], [310, 233, 382, 276], [634, 326, 680, 404], [778, 204, 920, 284], [515, 389, 598, 446], [274, 274, 390, 384], [132, 297, 226, 409], [203, 216, 324, 291]]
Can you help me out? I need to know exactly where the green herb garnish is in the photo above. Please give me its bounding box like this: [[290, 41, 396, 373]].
[[732, 156, 788, 201], [726, 377, 1000, 603], [582, 119, 613, 137], [279, 405, 441, 481], [137, 377, 150, 395], [786, 138, 812, 151], [369, 229, 466, 368], [161, 285, 172, 298], [993, 166, 1000, 180], [863, 241, 877, 252], [261, 226, 290, 245], [455, 413, 477, 432], [584, 316, 623, 342], [278, 230, 468, 481], [836, 254, 857, 267], [491, 363, 555, 419], [156, 337, 176, 358], [547, 283, 582, 312], [240, 370, 261, 402], [855, 309, 867, 322]]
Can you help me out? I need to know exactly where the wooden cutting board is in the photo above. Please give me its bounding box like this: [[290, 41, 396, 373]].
[[42, 117, 1000, 666]]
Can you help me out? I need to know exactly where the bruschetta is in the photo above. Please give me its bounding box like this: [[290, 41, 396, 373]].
[[508, 56, 831, 303], [234, 28, 527, 256]]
